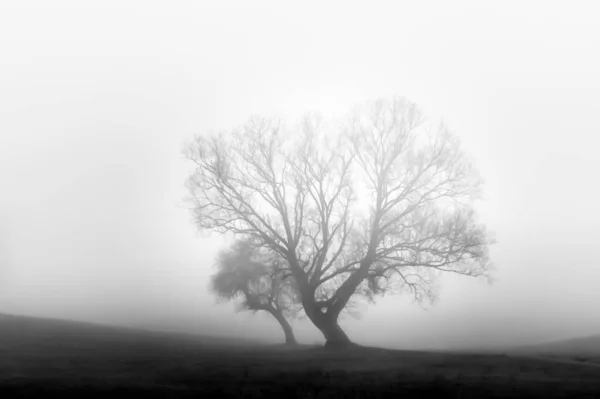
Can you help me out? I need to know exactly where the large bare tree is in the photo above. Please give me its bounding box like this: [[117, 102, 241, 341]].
[[211, 238, 301, 345], [185, 97, 493, 348]]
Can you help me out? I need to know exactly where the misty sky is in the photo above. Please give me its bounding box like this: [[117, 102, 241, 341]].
[[1, 1, 599, 350]]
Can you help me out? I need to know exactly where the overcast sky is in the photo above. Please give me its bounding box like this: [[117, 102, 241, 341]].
[[1, 0, 599, 350]]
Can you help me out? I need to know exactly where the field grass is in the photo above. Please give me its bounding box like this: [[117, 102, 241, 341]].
[[1, 313, 600, 398]]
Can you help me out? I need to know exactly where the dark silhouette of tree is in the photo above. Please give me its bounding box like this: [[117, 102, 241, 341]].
[[211, 238, 301, 345], [185, 96, 494, 348]]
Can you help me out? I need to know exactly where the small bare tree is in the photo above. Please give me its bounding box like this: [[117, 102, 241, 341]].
[[186, 96, 494, 348], [211, 238, 301, 345]]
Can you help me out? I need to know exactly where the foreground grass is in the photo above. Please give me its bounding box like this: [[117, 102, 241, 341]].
[[1, 314, 600, 398]]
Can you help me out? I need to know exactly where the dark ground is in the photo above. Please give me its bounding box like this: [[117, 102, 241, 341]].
[[1, 313, 600, 398]]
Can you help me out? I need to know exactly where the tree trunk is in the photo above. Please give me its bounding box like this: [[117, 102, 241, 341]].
[[288, 256, 359, 349], [319, 316, 352, 348], [270, 310, 297, 345], [303, 306, 352, 349]]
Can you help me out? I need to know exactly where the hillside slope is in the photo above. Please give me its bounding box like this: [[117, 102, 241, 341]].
[[508, 335, 600, 358], [0, 312, 267, 350], [2, 313, 600, 398]]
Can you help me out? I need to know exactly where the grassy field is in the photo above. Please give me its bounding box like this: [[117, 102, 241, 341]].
[[1, 314, 600, 398]]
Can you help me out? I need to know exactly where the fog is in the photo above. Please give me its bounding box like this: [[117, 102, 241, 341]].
[[1, 1, 599, 350]]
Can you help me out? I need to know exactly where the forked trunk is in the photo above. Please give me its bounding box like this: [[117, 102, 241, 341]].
[[291, 257, 364, 349], [270, 310, 297, 345], [319, 316, 352, 348], [303, 306, 352, 349]]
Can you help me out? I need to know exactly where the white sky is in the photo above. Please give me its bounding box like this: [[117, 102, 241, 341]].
[[1, 0, 599, 349]]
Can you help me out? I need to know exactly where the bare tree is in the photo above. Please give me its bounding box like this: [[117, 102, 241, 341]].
[[211, 238, 301, 345], [185, 96, 493, 348]]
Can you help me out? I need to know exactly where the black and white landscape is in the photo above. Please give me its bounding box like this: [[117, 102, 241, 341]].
[[1, 1, 599, 398]]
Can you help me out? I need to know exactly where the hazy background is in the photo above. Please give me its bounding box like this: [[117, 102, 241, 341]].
[[1, 0, 599, 350]]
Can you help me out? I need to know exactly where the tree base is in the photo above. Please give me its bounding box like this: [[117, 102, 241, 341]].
[[323, 339, 358, 350]]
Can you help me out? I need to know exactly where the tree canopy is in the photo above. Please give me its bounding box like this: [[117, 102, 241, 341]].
[[186, 96, 494, 347], [211, 238, 301, 344]]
